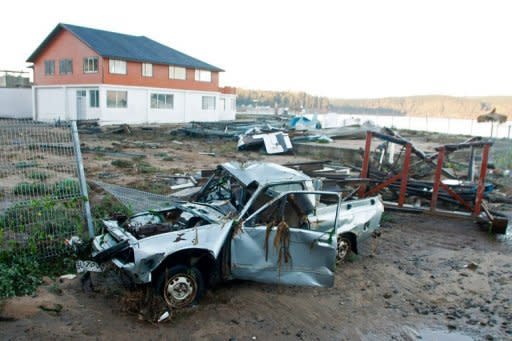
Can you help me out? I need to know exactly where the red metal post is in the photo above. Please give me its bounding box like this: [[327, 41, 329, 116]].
[[430, 147, 445, 211], [398, 143, 412, 207], [358, 131, 372, 198], [474, 143, 490, 216]]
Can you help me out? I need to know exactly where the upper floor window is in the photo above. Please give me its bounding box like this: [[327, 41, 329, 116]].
[[195, 69, 211, 82], [142, 63, 153, 77], [44, 60, 55, 75], [59, 59, 73, 75], [169, 66, 186, 80], [109, 59, 127, 74], [202, 96, 216, 110], [83, 57, 98, 73], [106, 90, 127, 108], [150, 93, 173, 109]]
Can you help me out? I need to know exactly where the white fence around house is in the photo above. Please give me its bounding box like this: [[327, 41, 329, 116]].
[[0, 88, 32, 118], [318, 113, 512, 139]]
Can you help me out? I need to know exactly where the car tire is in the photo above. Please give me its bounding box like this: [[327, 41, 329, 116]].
[[156, 265, 204, 309], [336, 236, 352, 263]]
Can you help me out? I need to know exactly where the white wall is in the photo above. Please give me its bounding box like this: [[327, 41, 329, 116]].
[[33, 84, 236, 124], [100, 85, 236, 125], [35, 87, 66, 121], [0, 88, 32, 118]]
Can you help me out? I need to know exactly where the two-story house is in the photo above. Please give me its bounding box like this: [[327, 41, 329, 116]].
[[27, 23, 236, 124]]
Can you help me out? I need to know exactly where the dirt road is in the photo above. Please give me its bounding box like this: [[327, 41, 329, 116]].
[[2, 212, 511, 340]]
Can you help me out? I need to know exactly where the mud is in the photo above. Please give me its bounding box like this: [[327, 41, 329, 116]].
[[1, 212, 511, 340], [1, 127, 511, 339]]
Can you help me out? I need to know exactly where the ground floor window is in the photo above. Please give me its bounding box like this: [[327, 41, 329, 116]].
[[89, 90, 99, 108], [150, 93, 173, 109], [220, 98, 226, 111], [106, 90, 128, 108], [202, 96, 216, 110]]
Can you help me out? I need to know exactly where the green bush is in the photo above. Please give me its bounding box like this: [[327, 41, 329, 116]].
[[0, 252, 76, 298], [53, 179, 80, 197], [0, 254, 42, 297]]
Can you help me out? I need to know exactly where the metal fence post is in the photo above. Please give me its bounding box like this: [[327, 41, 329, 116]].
[[71, 121, 95, 238]]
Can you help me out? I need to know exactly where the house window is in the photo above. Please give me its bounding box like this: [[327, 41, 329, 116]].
[[150, 93, 173, 109], [44, 60, 55, 75], [106, 90, 128, 108], [220, 98, 226, 111], [195, 69, 211, 82], [231, 99, 236, 111], [142, 63, 153, 77], [109, 59, 127, 74], [59, 59, 73, 75], [169, 66, 186, 80], [83, 57, 98, 73], [89, 90, 99, 108], [202, 96, 216, 110]]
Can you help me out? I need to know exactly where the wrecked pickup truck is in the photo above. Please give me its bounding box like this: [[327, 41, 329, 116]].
[[92, 162, 383, 309]]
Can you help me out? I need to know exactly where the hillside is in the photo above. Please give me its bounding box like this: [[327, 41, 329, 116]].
[[329, 95, 512, 120], [236, 88, 512, 120]]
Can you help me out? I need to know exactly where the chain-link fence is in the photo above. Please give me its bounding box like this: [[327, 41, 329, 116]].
[[93, 180, 176, 212], [0, 119, 92, 258]]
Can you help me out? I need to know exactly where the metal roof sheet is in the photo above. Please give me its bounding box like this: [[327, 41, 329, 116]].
[[27, 23, 224, 72]]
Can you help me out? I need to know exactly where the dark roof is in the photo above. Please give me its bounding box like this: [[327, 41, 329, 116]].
[[27, 23, 224, 72]]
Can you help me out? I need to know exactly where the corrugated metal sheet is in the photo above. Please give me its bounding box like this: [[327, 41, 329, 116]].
[[27, 23, 224, 72]]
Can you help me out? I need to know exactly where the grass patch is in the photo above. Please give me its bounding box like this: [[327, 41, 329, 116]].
[[136, 161, 158, 174], [15, 161, 38, 169], [13, 182, 50, 196], [154, 152, 169, 158], [13, 179, 80, 197], [494, 147, 512, 169], [25, 171, 51, 181], [381, 212, 395, 224], [91, 194, 133, 231], [111, 159, 133, 168]]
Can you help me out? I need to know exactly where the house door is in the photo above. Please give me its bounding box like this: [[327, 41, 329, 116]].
[[76, 90, 87, 120], [231, 191, 340, 287]]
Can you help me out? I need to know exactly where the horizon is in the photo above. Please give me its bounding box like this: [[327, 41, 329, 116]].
[[1, 0, 511, 98]]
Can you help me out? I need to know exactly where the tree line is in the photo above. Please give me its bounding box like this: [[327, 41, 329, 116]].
[[236, 88, 330, 112]]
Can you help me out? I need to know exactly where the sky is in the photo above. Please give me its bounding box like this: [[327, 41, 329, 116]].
[[1, 0, 511, 98]]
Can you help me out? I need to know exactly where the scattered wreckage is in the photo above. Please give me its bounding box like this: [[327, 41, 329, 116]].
[[92, 162, 383, 309]]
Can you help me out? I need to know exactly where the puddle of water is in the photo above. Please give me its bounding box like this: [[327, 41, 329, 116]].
[[419, 329, 473, 341]]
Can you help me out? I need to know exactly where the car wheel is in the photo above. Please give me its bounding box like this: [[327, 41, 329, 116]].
[[157, 265, 204, 309], [336, 236, 352, 263]]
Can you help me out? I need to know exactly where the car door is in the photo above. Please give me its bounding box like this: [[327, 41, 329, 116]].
[[230, 191, 340, 287]]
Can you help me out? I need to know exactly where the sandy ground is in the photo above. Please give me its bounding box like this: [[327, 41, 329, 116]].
[[1, 212, 511, 340], [1, 126, 511, 340]]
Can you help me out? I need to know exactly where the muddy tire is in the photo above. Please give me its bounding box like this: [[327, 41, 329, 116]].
[[336, 236, 352, 263], [156, 265, 204, 309]]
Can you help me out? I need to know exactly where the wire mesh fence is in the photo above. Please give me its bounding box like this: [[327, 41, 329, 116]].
[[0, 119, 90, 258], [93, 180, 176, 212]]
